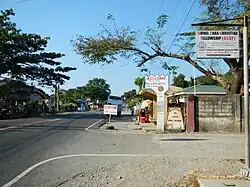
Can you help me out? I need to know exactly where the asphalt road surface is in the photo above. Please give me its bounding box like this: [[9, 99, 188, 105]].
[[0, 112, 107, 186], [0, 112, 246, 187]]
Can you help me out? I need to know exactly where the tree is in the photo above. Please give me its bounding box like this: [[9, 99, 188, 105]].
[[134, 77, 145, 91], [197, 76, 219, 85], [72, 2, 250, 94], [173, 74, 189, 88], [0, 9, 76, 86], [122, 89, 137, 107], [82, 78, 111, 102], [123, 89, 137, 101], [188, 72, 233, 87]]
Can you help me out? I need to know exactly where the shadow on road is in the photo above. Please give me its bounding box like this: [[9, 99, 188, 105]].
[[42, 112, 104, 119], [160, 138, 209, 142], [0, 113, 132, 160], [0, 117, 87, 160]]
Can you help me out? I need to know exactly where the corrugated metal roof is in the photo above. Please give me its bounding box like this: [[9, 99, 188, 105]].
[[181, 85, 226, 93]]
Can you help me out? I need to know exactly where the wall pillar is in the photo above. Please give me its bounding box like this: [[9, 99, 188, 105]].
[[164, 94, 168, 128], [186, 95, 195, 133]]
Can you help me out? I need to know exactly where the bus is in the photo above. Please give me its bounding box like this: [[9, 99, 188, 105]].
[[107, 95, 123, 116]]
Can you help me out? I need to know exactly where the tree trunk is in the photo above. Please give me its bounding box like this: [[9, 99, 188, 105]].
[[230, 70, 243, 94]]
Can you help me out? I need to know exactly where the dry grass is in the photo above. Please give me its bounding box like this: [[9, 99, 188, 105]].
[[167, 168, 250, 187]]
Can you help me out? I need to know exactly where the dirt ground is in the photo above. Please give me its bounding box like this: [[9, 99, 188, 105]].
[[56, 128, 248, 187]]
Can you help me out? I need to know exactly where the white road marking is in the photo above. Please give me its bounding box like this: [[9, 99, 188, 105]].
[[2, 153, 161, 187], [85, 118, 104, 131], [0, 126, 17, 131], [0, 118, 61, 131], [22, 118, 62, 127]]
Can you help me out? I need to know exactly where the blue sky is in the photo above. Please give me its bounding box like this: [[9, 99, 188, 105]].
[[1, 0, 203, 96]]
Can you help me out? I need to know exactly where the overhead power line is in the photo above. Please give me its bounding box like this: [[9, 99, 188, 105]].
[[167, 0, 197, 53], [16, 0, 33, 3], [157, 0, 165, 18]]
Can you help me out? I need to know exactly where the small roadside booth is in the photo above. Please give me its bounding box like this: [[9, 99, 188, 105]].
[[138, 88, 157, 123], [138, 85, 183, 127]]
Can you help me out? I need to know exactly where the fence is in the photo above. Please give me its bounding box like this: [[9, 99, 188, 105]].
[[194, 95, 243, 133]]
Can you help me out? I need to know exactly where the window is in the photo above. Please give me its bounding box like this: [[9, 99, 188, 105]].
[[109, 96, 122, 100]]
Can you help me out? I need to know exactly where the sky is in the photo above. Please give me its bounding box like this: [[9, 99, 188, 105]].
[[1, 0, 204, 96]]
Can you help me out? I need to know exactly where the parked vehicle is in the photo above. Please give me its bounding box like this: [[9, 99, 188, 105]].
[[107, 95, 123, 116]]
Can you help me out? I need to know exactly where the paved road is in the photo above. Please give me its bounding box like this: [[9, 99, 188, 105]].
[[0, 112, 105, 186], [0, 112, 246, 187]]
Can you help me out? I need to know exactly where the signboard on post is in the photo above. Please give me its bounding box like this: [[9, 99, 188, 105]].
[[196, 30, 240, 59], [145, 75, 169, 131], [104, 104, 118, 124], [104, 105, 118, 115]]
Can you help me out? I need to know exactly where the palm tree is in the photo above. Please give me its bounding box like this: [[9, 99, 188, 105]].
[[134, 77, 145, 92]]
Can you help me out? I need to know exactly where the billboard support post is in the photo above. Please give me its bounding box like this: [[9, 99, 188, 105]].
[[243, 15, 250, 169]]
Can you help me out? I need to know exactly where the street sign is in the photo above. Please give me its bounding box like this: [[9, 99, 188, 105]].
[[104, 104, 118, 115], [196, 30, 240, 59]]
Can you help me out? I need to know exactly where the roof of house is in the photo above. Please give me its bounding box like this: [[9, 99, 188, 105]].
[[172, 85, 227, 96], [0, 79, 48, 99]]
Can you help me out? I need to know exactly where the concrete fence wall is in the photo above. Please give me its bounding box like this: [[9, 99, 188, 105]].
[[194, 95, 242, 133]]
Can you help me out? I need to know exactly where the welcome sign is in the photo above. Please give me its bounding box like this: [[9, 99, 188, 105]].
[[145, 75, 169, 93]]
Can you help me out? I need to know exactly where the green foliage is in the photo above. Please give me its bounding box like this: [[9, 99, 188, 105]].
[[0, 9, 76, 86], [71, 2, 248, 93], [174, 72, 234, 87], [127, 97, 141, 108], [58, 78, 111, 106], [196, 76, 219, 85], [173, 74, 189, 88], [162, 62, 179, 75], [134, 77, 145, 91], [72, 23, 137, 65], [157, 15, 168, 28], [200, 0, 248, 18], [123, 89, 137, 101], [83, 78, 111, 101], [122, 89, 137, 107]]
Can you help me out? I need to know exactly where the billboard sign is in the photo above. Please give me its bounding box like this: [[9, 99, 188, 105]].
[[196, 30, 240, 59], [104, 104, 118, 115]]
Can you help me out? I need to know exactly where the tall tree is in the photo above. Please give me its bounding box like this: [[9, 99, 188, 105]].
[[173, 74, 189, 88], [123, 89, 137, 106], [123, 89, 137, 100], [72, 2, 250, 94], [82, 78, 111, 101], [134, 77, 145, 91], [0, 9, 76, 86]]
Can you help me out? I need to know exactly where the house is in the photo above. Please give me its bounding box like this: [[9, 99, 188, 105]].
[[0, 79, 48, 101]]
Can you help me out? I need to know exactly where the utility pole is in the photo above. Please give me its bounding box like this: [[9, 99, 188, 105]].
[[56, 83, 59, 112], [192, 16, 250, 172], [193, 67, 196, 96], [243, 15, 250, 169], [54, 84, 57, 111]]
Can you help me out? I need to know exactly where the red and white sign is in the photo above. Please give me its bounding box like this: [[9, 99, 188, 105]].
[[104, 104, 118, 115]]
